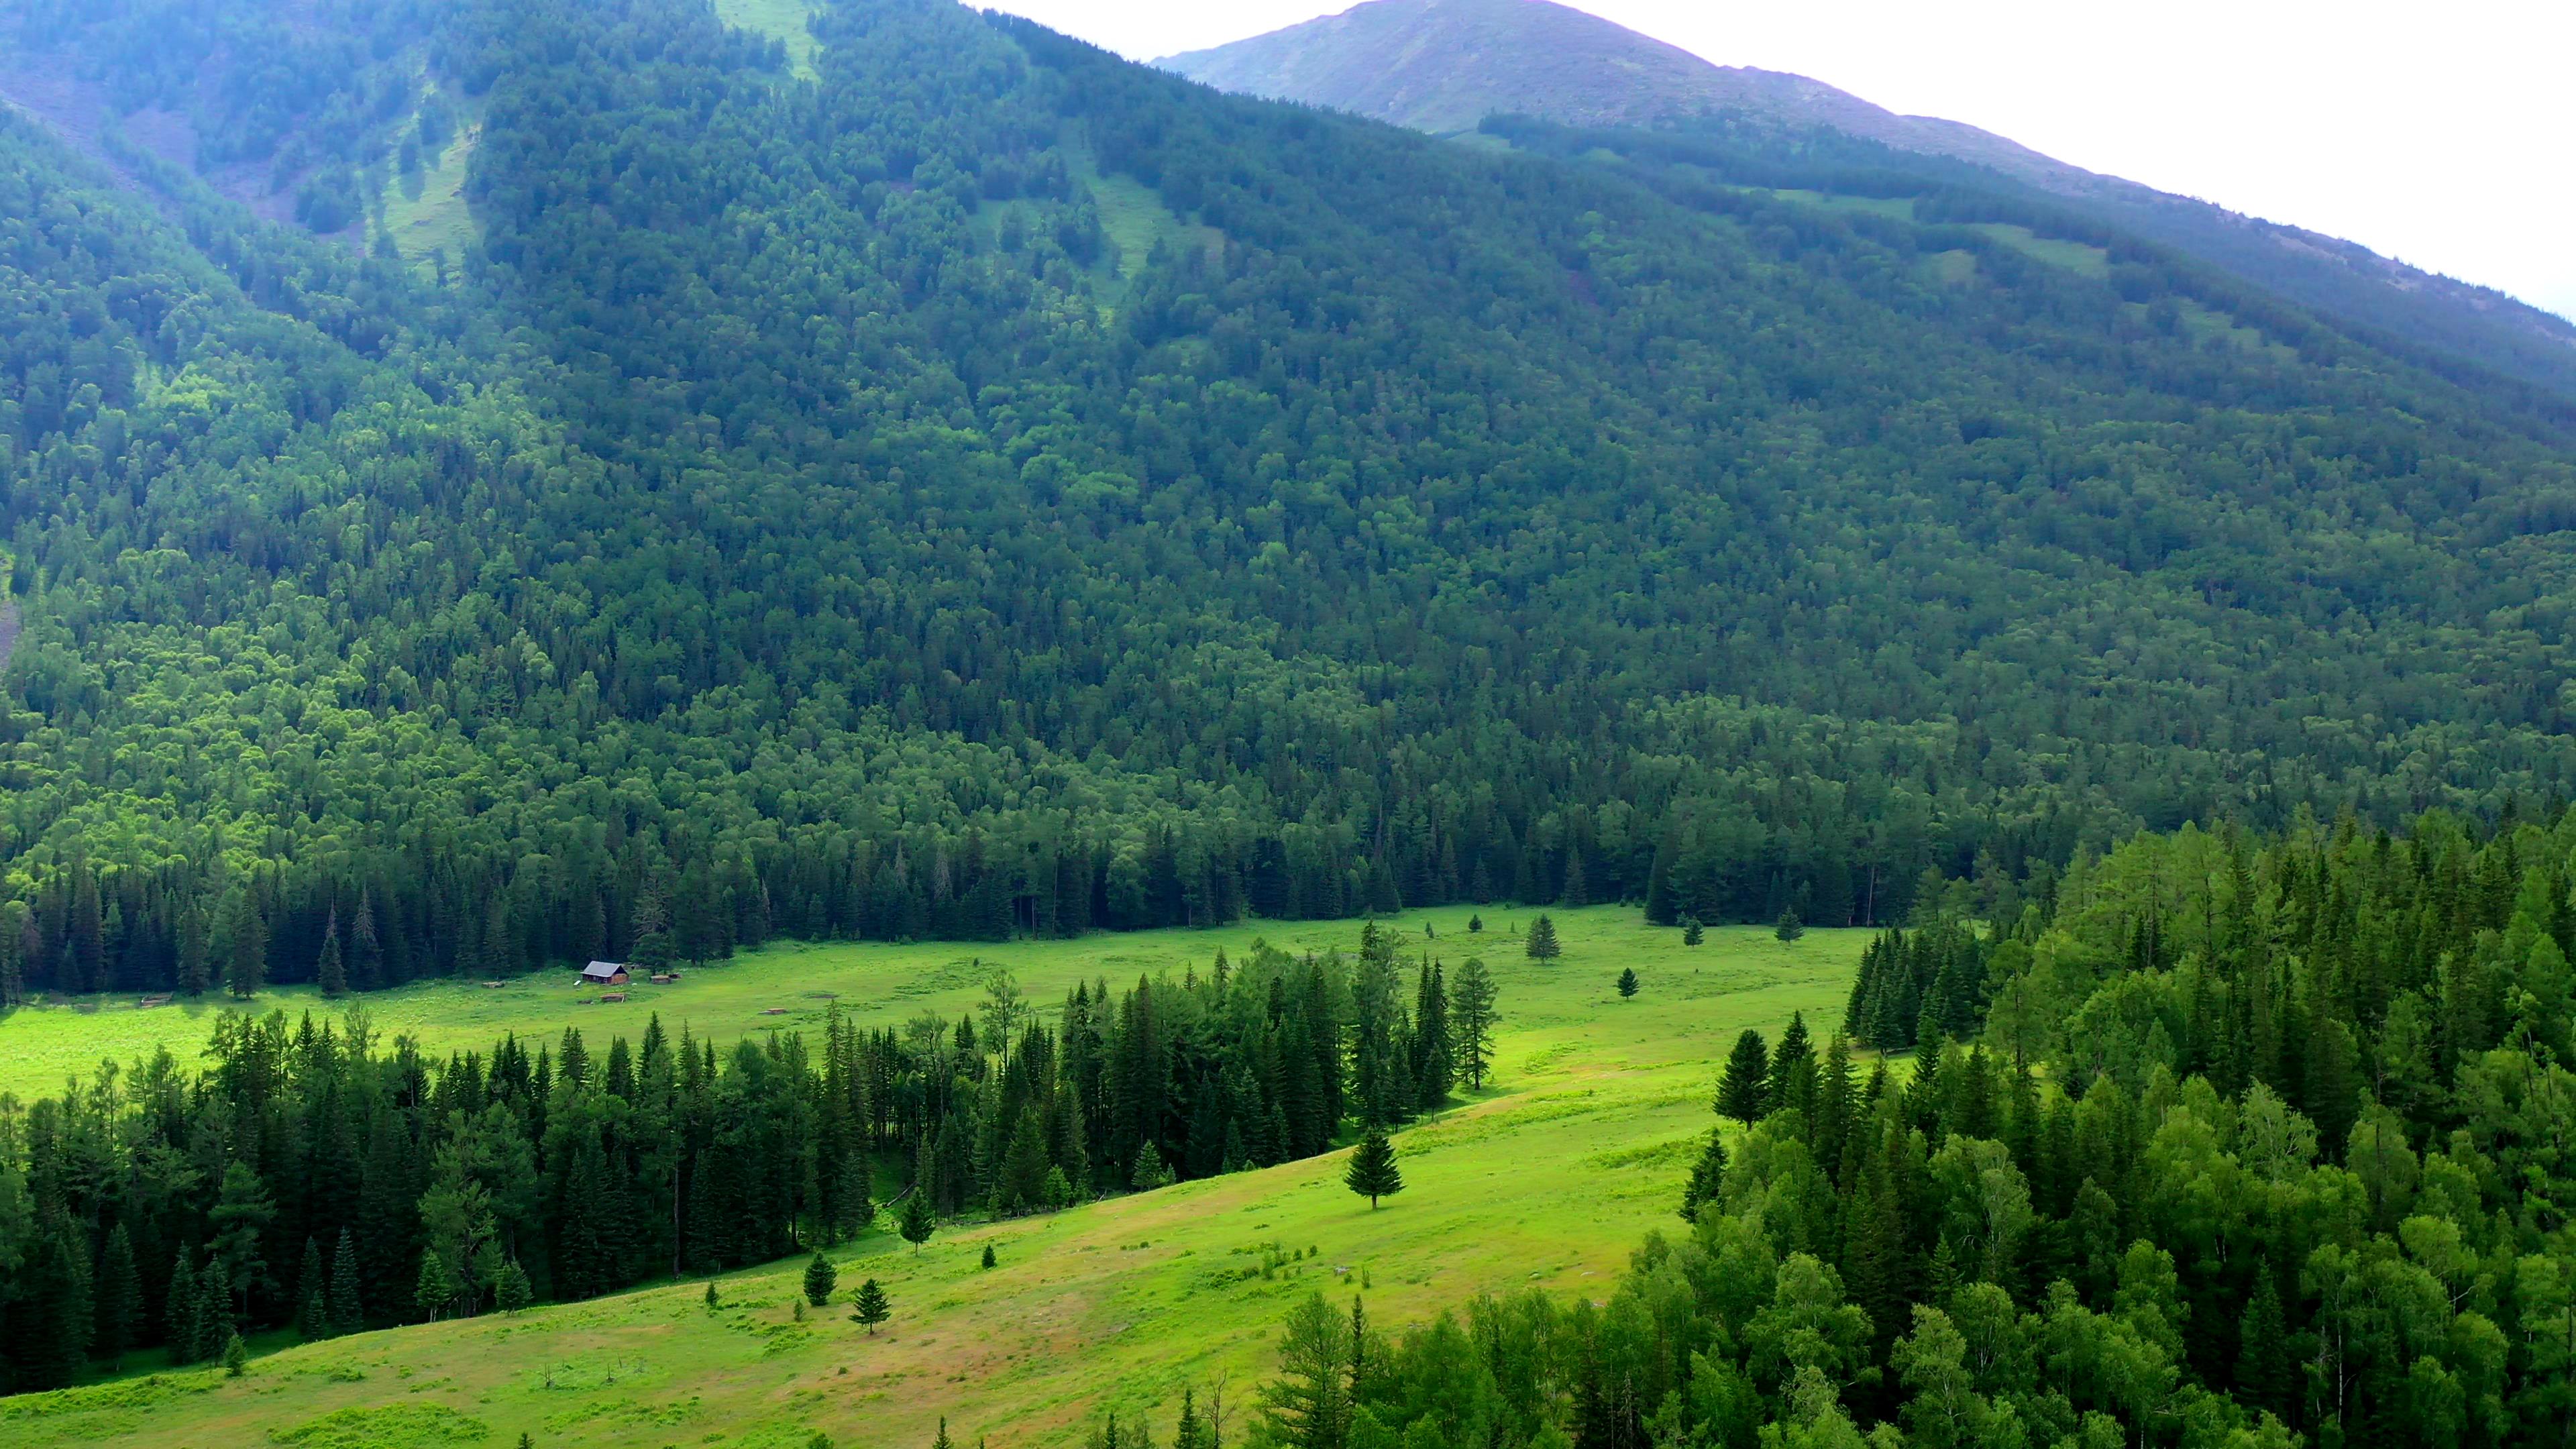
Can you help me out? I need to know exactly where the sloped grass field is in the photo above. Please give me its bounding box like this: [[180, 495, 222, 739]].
[[0, 909, 1864, 1448]]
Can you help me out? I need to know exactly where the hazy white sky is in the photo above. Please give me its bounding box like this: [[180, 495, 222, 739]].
[[985, 0, 2576, 322]]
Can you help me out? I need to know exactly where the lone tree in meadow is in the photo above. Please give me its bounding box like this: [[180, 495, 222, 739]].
[[1715, 1029, 1770, 1126], [1774, 905, 1805, 943], [850, 1278, 890, 1333], [1452, 957, 1498, 1091], [1616, 968, 1639, 999], [1682, 917, 1704, 947], [899, 1189, 936, 1254], [1525, 914, 1561, 960], [804, 1252, 838, 1307], [1346, 1129, 1403, 1209]]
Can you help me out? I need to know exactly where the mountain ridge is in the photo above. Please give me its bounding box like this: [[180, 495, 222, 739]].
[[1159, 0, 2576, 398]]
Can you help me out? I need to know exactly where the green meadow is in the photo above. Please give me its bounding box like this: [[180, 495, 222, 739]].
[[0, 908, 1865, 1448]]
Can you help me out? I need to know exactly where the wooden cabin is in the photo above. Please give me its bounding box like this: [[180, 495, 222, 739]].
[[578, 960, 630, 987]]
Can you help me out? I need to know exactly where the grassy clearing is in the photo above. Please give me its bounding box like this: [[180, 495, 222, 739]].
[[1059, 133, 1224, 304], [379, 117, 476, 270], [0, 908, 1865, 1449], [1968, 221, 2112, 278], [714, 0, 821, 82]]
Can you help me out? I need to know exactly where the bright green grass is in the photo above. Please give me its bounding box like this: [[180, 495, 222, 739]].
[[713, 0, 820, 82], [378, 118, 476, 269], [1, 908, 1866, 1449], [1062, 133, 1224, 302], [1968, 221, 2112, 278]]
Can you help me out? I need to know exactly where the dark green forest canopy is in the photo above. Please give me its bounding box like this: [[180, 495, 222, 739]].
[[4, 0, 2576, 998], [1239, 808, 2576, 1449]]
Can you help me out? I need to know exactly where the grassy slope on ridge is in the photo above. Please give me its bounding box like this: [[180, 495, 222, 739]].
[[0, 910, 1862, 1448]]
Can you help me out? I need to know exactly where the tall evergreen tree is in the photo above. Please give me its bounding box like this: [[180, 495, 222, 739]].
[[220, 888, 266, 998], [851, 1277, 890, 1333], [1344, 1130, 1403, 1208], [1451, 958, 1498, 1091], [328, 1228, 364, 1335], [1715, 1030, 1771, 1126], [316, 908, 346, 998], [95, 1224, 139, 1371], [1524, 916, 1561, 960]]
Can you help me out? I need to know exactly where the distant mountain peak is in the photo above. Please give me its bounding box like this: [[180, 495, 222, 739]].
[[1160, 0, 2576, 396]]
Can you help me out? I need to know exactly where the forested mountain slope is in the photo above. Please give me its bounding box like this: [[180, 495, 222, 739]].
[[1161, 0, 2576, 403], [3, 0, 2576, 1004]]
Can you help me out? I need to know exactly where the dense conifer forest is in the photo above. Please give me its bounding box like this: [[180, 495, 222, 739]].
[[3, 0, 2576, 1006], [1228, 807, 2576, 1449], [0, 928, 1486, 1388]]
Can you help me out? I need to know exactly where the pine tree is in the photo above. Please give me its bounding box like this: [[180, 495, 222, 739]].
[[1678, 1128, 1729, 1221], [417, 1252, 458, 1322], [1412, 961, 1452, 1108], [705, 1278, 722, 1310], [2237, 1260, 2291, 1415], [1715, 1030, 1771, 1125], [1130, 1142, 1175, 1191], [1767, 1012, 1815, 1116], [1452, 958, 1497, 1091], [166, 1251, 201, 1362], [934, 1417, 954, 1449], [222, 1330, 249, 1377], [981, 1244, 998, 1270], [294, 1237, 330, 1340], [328, 1228, 364, 1334], [1775, 905, 1805, 943], [804, 1252, 839, 1307], [495, 1259, 533, 1314], [1616, 967, 1639, 998], [1524, 914, 1561, 960], [850, 1277, 890, 1332], [96, 1224, 140, 1369], [1344, 1130, 1403, 1208], [316, 908, 346, 998], [899, 1189, 936, 1254], [1468, 914, 1483, 932], [350, 892, 384, 989], [1682, 917, 1704, 947], [221, 888, 266, 998]]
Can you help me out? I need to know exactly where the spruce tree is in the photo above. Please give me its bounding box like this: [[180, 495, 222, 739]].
[[328, 1228, 364, 1334], [1678, 1129, 1728, 1221], [1774, 905, 1805, 943], [1452, 958, 1497, 1091], [222, 1330, 249, 1377], [1468, 914, 1483, 932], [2237, 1260, 2291, 1415], [899, 1190, 936, 1254], [166, 1251, 201, 1362], [981, 1244, 997, 1270], [316, 908, 346, 998], [933, 1417, 953, 1449], [1682, 917, 1704, 947], [417, 1252, 458, 1322], [1715, 1030, 1771, 1125], [221, 888, 266, 998], [1344, 1130, 1403, 1208], [1616, 968, 1639, 998], [1524, 914, 1561, 960], [850, 1277, 890, 1333], [804, 1252, 839, 1307], [294, 1237, 330, 1340], [96, 1224, 140, 1369], [495, 1259, 533, 1314]]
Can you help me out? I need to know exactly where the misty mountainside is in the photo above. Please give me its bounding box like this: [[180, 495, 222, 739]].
[[0, 0, 2572, 1002], [1159, 0, 2576, 405]]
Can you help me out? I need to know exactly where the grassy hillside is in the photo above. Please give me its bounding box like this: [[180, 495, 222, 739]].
[[0, 910, 1864, 1448]]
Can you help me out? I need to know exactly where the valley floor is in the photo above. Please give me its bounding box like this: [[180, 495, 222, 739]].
[[0, 908, 1863, 1449]]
